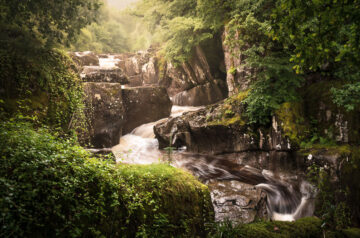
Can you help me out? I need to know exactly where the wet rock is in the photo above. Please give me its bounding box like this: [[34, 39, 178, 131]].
[[154, 104, 290, 154], [172, 80, 228, 106], [69, 51, 99, 67], [81, 66, 129, 84], [82, 82, 125, 148], [207, 180, 267, 223], [122, 86, 172, 134]]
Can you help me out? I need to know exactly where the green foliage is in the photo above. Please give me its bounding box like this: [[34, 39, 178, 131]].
[[244, 75, 303, 125], [0, 120, 214, 237], [271, 0, 360, 110], [271, 0, 360, 74], [134, 0, 215, 64], [209, 217, 322, 238], [0, 0, 101, 47], [331, 82, 360, 111], [70, 2, 151, 53], [0, 47, 86, 132]]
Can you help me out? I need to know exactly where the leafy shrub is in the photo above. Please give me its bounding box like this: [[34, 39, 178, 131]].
[[0, 44, 86, 132], [0, 121, 213, 237]]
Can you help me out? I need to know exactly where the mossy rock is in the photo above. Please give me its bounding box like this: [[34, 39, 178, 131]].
[[342, 228, 360, 238], [211, 217, 322, 238], [275, 101, 308, 147], [207, 90, 248, 126]]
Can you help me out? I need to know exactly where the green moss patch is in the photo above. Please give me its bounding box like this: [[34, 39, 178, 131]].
[[210, 217, 322, 238], [299, 144, 352, 157], [275, 102, 308, 146], [207, 91, 248, 126]]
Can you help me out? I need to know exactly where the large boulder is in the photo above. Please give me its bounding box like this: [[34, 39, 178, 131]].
[[172, 80, 228, 106], [82, 83, 125, 148], [208, 180, 267, 223], [154, 104, 291, 154], [122, 86, 172, 134], [81, 66, 129, 84]]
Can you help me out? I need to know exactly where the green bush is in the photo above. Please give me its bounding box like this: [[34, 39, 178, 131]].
[[0, 121, 214, 237], [0, 44, 86, 132]]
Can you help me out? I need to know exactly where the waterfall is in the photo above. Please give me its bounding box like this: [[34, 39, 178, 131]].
[[112, 105, 316, 222]]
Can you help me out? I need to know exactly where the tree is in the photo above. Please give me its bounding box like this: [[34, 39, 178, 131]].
[[0, 0, 102, 47]]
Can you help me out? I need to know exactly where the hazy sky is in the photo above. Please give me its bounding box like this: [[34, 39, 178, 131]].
[[106, 0, 140, 10]]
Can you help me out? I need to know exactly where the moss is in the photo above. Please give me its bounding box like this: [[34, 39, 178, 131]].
[[156, 51, 168, 80], [207, 90, 249, 126], [0, 48, 85, 132], [116, 164, 214, 237], [211, 217, 322, 238], [275, 102, 308, 145], [342, 228, 360, 238], [208, 114, 245, 126], [299, 144, 352, 157]]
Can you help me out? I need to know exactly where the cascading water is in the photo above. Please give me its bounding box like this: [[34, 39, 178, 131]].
[[112, 105, 317, 222]]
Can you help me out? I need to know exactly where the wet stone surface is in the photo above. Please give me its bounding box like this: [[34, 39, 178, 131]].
[[207, 180, 267, 224]]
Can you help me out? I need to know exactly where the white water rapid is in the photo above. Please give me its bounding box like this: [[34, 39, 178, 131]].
[[112, 106, 202, 164]]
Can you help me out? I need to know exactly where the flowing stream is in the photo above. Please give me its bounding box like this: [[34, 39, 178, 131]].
[[111, 105, 317, 222]]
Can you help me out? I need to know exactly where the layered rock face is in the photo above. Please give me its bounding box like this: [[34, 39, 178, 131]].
[[112, 45, 228, 106], [172, 80, 228, 106], [81, 67, 129, 83]]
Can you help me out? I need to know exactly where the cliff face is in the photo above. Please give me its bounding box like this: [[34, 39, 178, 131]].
[[114, 45, 228, 106], [222, 27, 255, 96]]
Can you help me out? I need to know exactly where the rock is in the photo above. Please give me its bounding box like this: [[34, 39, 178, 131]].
[[172, 80, 228, 106], [222, 27, 255, 96], [164, 46, 223, 97], [154, 104, 290, 154], [113, 46, 227, 102], [142, 57, 159, 85], [82, 83, 125, 148], [127, 75, 143, 87], [122, 86, 172, 134], [303, 80, 360, 144], [81, 66, 129, 84], [208, 180, 267, 223], [69, 51, 99, 67]]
